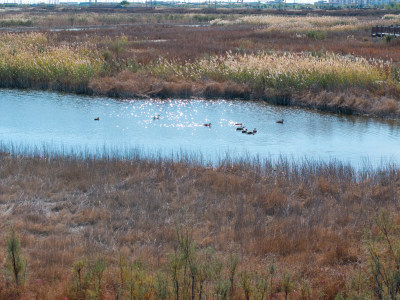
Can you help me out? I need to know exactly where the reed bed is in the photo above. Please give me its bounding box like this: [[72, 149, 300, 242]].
[[382, 13, 400, 20], [0, 32, 104, 91], [36, 12, 217, 27], [210, 15, 400, 32], [149, 51, 387, 91], [0, 18, 32, 27], [0, 148, 399, 299], [1, 31, 390, 98], [0, 12, 221, 28]]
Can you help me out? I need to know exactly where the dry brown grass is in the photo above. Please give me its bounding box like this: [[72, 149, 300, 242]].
[[91, 71, 400, 117], [0, 150, 398, 298], [89, 70, 251, 99], [292, 88, 400, 117]]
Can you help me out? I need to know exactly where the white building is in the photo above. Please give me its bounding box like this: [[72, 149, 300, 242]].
[[328, 0, 395, 6]]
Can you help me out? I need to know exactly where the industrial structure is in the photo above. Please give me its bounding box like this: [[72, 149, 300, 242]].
[[329, 0, 397, 6]]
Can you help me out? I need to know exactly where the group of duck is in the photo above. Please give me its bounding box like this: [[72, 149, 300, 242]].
[[95, 114, 284, 134], [234, 123, 257, 135], [233, 119, 283, 135]]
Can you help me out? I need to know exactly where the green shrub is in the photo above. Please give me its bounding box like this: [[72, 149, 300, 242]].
[[386, 34, 395, 43], [154, 272, 170, 300], [69, 257, 108, 299], [5, 227, 26, 287], [306, 30, 327, 40], [281, 272, 294, 300], [339, 211, 400, 299], [240, 271, 252, 300], [0, 19, 33, 27]]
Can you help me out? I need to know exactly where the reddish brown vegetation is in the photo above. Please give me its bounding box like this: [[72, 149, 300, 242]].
[[0, 151, 398, 298], [293, 88, 400, 117], [89, 71, 251, 99]]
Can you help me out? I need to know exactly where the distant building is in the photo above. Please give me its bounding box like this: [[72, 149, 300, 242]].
[[328, 0, 397, 6]]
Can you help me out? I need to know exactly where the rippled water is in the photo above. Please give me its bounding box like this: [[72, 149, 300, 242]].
[[1, 89, 400, 167]]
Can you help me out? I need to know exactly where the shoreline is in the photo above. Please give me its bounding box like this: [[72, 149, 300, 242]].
[[1, 63, 400, 120], [3, 77, 400, 120], [58, 71, 400, 120]]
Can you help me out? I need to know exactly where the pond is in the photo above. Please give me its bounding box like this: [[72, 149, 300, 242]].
[[1, 89, 400, 167]]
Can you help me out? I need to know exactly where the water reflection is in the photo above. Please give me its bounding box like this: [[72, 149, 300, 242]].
[[1, 89, 400, 167]]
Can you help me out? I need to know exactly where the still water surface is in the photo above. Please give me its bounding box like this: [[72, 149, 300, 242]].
[[1, 89, 400, 167]]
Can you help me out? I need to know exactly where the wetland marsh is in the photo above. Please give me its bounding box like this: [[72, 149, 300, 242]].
[[2, 7, 400, 299]]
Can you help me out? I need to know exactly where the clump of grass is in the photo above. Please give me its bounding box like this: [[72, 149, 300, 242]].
[[306, 30, 327, 40], [0, 19, 32, 27], [0, 32, 104, 92], [68, 257, 107, 299], [338, 211, 400, 299], [382, 14, 400, 20], [386, 34, 395, 43]]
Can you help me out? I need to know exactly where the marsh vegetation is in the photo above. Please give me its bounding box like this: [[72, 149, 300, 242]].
[[0, 150, 400, 299], [2, 8, 400, 299], [0, 9, 400, 116]]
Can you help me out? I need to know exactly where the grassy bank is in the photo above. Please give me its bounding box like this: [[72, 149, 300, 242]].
[[91, 51, 400, 117], [0, 150, 399, 298], [0, 32, 103, 93], [1, 31, 399, 117]]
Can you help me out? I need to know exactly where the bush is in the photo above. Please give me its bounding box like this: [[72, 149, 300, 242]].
[[5, 227, 26, 287], [69, 257, 107, 299], [306, 30, 327, 40], [0, 19, 33, 27], [386, 34, 395, 43], [339, 211, 400, 299]]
